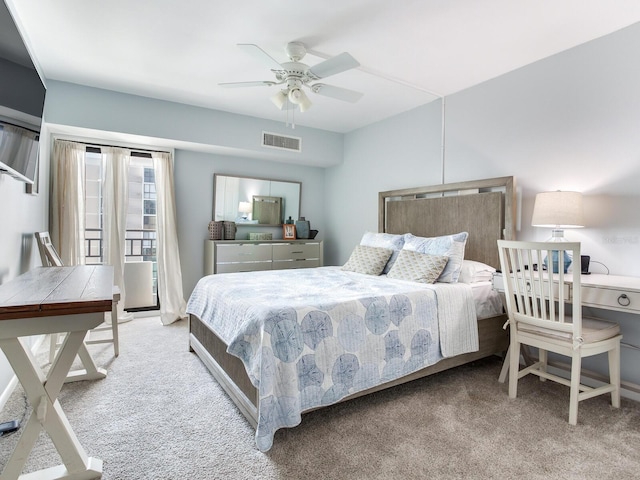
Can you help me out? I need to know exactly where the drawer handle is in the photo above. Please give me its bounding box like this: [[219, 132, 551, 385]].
[[618, 294, 631, 307], [291, 250, 304, 254]]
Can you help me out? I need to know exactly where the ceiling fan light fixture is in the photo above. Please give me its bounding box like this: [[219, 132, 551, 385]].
[[270, 90, 288, 110], [288, 88, 303, 104], [299, 92, 312, 112], [288, 88, 312, 112]]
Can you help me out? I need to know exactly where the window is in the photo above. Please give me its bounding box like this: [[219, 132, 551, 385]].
[[83, 149, 159, 310]]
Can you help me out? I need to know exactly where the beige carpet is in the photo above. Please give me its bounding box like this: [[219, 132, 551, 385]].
[[1, 316, 639, 480]]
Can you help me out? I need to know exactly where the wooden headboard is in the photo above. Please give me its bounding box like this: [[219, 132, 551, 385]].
[[378, 177, 516, 269]]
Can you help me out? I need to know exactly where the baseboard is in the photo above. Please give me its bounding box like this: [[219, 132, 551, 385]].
[[0, 375, 19, 412]]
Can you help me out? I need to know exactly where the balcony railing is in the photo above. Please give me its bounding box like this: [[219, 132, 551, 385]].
[[85, 228, 157, 260]]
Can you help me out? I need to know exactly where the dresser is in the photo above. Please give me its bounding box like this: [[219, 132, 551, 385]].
[[204, 239, 323, 275]]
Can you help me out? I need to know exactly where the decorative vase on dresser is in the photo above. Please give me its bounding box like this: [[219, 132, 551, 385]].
[[204, 239, 323, 275]]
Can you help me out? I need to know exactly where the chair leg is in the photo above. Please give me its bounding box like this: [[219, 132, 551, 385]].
[[569, 352, 582, 425], [111, 300, 119, 357], [609, 343, 621, 409], [508, 339, 520, 399], [498, 345, 510, 383], [539, 348, 547, 382]]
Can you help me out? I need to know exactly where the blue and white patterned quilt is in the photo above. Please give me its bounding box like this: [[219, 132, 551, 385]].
[[187, 266, 478, 451]]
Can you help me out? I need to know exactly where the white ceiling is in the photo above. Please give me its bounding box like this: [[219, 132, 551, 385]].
[[6, 0, 640, 133]]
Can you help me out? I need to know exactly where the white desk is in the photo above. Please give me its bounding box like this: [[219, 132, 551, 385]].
[[493, 273, 640, 314], [0, 266, 115, 480], [493, 272, 640, 383]]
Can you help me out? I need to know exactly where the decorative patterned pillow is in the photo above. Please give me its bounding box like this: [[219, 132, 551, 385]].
[[360, 232, 405, 273], [402, 232, 469, 283], [341, 245, 393, 276], [387, 250, 449, 283]]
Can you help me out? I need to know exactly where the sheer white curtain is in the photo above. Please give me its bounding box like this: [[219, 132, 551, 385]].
[[102, 147, 133, 322], [50, 140, 86, 265], [152, 151, 187, 325]]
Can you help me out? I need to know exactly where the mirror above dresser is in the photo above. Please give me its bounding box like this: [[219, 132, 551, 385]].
[[213, 174, 301, 226]]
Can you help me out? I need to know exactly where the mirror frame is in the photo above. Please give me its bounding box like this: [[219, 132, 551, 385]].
[[213, 173, 302, 227]]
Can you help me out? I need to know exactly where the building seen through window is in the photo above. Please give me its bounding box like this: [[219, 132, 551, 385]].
[[84, 151, 158, 309]]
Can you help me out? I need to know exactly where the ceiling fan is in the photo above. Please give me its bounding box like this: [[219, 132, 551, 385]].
[[219, 42, 363, 112]]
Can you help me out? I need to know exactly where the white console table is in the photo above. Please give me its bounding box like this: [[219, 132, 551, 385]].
[[493, 272, 640, 383], [0, 266, 115, 480]]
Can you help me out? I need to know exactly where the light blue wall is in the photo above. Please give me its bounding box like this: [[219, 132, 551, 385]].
[[44, 81, 343, 167], [0, 82, 335, 400], [323, 102, 443, 266], [3, 21, 640, 398], [41, 81, 336, 301], [174, 149, 325, 297], [325, 22, 640, 385], [444, 21, 640, 277]]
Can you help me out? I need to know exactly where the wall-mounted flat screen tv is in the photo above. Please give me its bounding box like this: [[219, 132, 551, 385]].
[[0, 2, 45, 184]]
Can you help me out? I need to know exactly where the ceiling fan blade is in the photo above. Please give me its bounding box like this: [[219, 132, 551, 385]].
[[219, 81, 277, 88], [311, 84, 363, 103], [307, 52, 360, 79], [237, 44, 283, 71]]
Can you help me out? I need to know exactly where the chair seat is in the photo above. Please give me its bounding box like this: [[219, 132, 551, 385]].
[[519, 316, 620, 345]]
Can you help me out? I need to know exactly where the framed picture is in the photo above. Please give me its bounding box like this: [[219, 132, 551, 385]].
[[283, 224, 296, 240]]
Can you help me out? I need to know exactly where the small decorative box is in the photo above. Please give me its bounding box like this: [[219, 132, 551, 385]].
[[249, 232, 273, 241]]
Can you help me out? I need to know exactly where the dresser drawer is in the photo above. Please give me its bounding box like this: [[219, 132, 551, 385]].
[[273, 243, 320, 261], [216, 261, 272, 274], [216, 244, 272, 263], [581, 286, 640, 313], [273, 259, 321, 270]]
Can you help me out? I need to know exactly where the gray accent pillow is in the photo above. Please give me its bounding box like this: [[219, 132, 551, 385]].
[[360, 232, 405, 273], [387, 250, 449, 284], [342, 245, 393, 276], [402, 232, 468, 283]]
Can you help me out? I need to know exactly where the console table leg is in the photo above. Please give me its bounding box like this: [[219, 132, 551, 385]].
[[0, 332, 103, 480]]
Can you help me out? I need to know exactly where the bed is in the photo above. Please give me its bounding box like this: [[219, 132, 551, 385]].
[[187, 176, 516, 451]]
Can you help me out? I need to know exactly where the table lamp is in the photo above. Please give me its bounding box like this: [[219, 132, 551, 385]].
[[238, 201, 252, 221], [531, 190, 584, 273]]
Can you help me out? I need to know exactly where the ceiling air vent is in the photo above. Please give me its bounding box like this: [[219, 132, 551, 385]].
[[262, 131, 302, 152]]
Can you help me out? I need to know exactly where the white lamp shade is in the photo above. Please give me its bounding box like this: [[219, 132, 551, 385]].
[[531, 191, 584, 228], [238, 201, 252, 214], [288, 88, 312, 112], [298, 92, 312, 112], [270, 90, 288, 110]]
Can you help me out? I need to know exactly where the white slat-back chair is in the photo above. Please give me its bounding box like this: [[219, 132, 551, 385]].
[[497, 240, 621, 425], [34, 232, 121, 362]]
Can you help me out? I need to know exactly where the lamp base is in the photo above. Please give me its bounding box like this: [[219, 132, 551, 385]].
[[543, 250, 572, 274]]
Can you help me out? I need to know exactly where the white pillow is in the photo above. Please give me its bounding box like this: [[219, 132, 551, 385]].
[[402, 232, 468, 283], [458, 260, 496, 284], [360, 232, 405, 273]]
